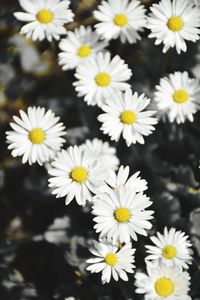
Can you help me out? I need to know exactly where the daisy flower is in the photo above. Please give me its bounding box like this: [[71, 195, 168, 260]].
[[104, 165, 148, 193], [6, 107, 66, 165], [145, 227, 193, 269], [48, 145, 106, 206], [14, 0, 74, 41], [98, 89, 157, 146], [94, 0, 146, 44], [135, 263, 191, 300], [58, 26, 108, 71], [147, 0, 200, 54], [80, 138, 119, 172], [87, 240, 135, 284], [154, 71, 200, 124], [92, 186, 154, 243], [73, 52, 132, 107]]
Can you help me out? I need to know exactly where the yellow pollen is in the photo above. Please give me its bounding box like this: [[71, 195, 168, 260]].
[[77, 44, 92, 58], [173, 89, 189, 103], [95, 72, 111, 87], [155, 277, 174, 297], [36, 9, 54, 24], [114, 207, 131, 223], [114, 14, 128, 27], [162, 245, 177, 259], [120, 110, 137, 124], [105, 252, 118, 266], [167, 16, 183, 31], [70, 166, 88, 183], [29, 128, 45, 144]]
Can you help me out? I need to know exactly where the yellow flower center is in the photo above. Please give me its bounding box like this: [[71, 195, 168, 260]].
[[120, 110, 137, 124], [114, 13, 128, 27], [155, 277, 174, 297], [29, 128, 45, 144], [105, 252, 118, 266], [77, 44, 92, 58], [70, 166, 88, 183], [162, 245, 177, 259], [36, 9, 54, 24], [167, 16, 183, 31], [173, 89, 189, 103], [114, 207, 131, 223], [95, 72, 111, 87]]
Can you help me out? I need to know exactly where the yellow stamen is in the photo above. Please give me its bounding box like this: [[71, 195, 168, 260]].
[[29, 128, 45, 144], [167, 16, 183, 31], [105, 252, 118, 266], [95, 72, 111, 87], [77, 45, 92, 58], [114, 14, 128, 27], [120, 110, 137, 124], [173, 89, 189, 103], [155, 277, 174, 297], [70, 166, 88, 183], [114, 207, 131, 223], [37, 9, 54, 24], [162, 245, 177, 259]]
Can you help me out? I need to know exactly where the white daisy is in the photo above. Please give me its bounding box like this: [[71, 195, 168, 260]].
[[104, 165, 148, 193], [58, 26, 108, 71], [154, 71, 200, 124], [6, 107, 66, 165], [80, 138, 119, 172], [145, 227, 193, 269], [98, 89, 157, 146], [92, 186, 154, 243], [135, 263, 191, 300], [14, 0, 74, 41], [48, 145, 106, 206], [73, 51, 132, 107], [87, 240, 135, 284], [147, 0, 200, 54], [94, 0, 146, 44]]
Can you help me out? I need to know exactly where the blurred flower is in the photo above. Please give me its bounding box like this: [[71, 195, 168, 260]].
[[154, 71, 200, 124], [73, 51, 132, 107], [48, 145, 106, 206], [94, 0, 146, 44], [87, 240, 135, 284], [147, 0, 200, 54], [104, 165, 148, 193], [145, 227, 193, 269], [14, 0, 74, 41], [98, 89, 157, 146], [58, 26, 108, 71], [92, 186, 153, 243], [6, 107, 66, 165], [80, 138, 119, 172], [135, 263, 191, 300]]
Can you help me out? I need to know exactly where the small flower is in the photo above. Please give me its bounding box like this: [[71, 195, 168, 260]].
[[80, 138, 119, 172], [98, 89, 157, 146], [94, 0, 146, 44], [14, 0, 74, 41], [104, 165, 148, 193], [87, 240, 135, 284], [135, 263, 191, 300], [58, 26, 108, 71], [73, 52, 132, 107], [154, 71, 200, 124], [48, 145, 106, 206], [6, 107, 66, 165], [147, 0, 200, 54], [92, 186, 154, 243], [145, 227, 193, 269]]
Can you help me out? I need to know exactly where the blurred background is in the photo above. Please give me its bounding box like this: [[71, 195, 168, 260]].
[[1, 0, 200, 299]]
